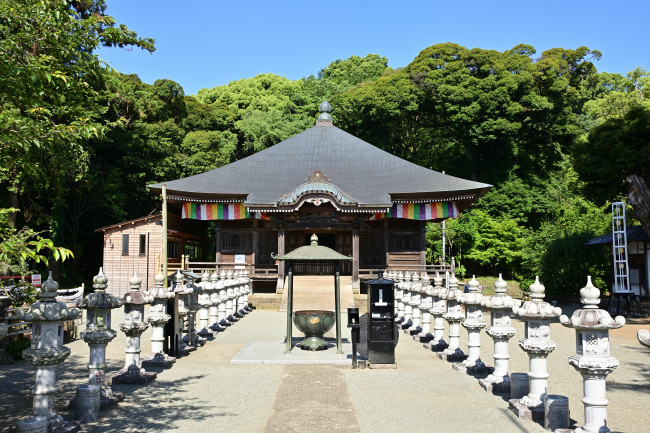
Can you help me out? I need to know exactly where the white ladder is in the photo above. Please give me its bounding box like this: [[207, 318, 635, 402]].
[[612, 202, 631, 293]]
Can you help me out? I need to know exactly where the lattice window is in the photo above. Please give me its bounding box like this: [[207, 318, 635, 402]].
[[494, 312, 502, 320], [530, 321, 540, 330], [586, 334, 598, 346]]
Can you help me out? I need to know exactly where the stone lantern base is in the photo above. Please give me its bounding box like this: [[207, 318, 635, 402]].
[[422, 339, 448, 352], [452, 360, 493, 376], [508, 399, 544, 422], [16, 417, 81, 433], [479, 375, 511, 395], [437, 348, 467, 363], [142, 352, 176, 368], [112, 364, 157, 385]]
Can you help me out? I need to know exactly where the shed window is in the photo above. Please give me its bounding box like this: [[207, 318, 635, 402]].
[[139, 234, 147, 255], [122, 234, 129, 255]]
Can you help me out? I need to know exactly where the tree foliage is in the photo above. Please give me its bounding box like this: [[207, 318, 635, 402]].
[[0, 10, 638, 298]]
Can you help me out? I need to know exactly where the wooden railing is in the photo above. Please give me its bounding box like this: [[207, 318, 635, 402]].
[[168, 255, 456, 281]]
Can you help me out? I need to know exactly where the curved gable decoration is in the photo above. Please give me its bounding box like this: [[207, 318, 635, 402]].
[[277, 180, 359, 210]]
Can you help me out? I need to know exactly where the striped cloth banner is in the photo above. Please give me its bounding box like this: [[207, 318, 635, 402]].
[[181, 203, 268, 220], [370, 202, 459, 221]]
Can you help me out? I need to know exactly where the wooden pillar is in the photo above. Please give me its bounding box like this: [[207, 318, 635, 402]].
[[335, 262, 342, 354], [383, 219, 390, 269], [215, 225, 222, 267], [162, 184, 168, 288], [277, 229, 285, 292], [284, 263, 293, 354], [420, 223, 427, 268], [352, 229, 359, 293], [252, 220, 259, 269]]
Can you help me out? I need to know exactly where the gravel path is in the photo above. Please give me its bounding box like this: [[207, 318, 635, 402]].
[[1, 304, 649, 433]]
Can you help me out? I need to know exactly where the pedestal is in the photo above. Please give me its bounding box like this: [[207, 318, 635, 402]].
[[75, 384, 100, 423]]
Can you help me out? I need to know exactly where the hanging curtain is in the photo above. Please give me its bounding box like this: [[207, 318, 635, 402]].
[[370, 202, 459, 221], [181, 202, 268, 220]]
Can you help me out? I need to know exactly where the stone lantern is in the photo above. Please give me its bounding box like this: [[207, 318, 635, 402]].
[[439, 274, 467, 362], [242, 269, 252, 313], [400, 272, 413, 329], [225, 270, 239, 323], [142, 271, 176, 367], [208, 271, 224, 332], [77, 268, 125, 409], [187, 273, 206, 346], [424, 272, 448, 351], [113, 272, 156, 385], [407, 272, 422, 335], [217, 271, 230, 327], [480, 274, 518, 394], [560, 276, 625, 433], [510, 276, 562, 421], [395, 271, 405, 323], [418, 273, 433, 342], [174, 270, 196, 354], [196, 270, 213, 338], [232, 271, 244, 319], [15, 272, 81, 433], [455, 276, 488, 374]]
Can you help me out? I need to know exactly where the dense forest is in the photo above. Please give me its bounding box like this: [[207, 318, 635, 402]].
[[2, 0, 649, 296]]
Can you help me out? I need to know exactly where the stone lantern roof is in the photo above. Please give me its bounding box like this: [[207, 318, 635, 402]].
[[122, 273, 152, 305], [482, 274, 517, 310], [16, 272, 80, 322], [560, 276, 625, 330], [513, 276, 561, 319], [77, 268, 123, 310]]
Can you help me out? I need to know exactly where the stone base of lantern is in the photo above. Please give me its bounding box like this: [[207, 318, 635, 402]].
[[452, 360, 493, 376], [197, 328, 215, 339], [406, 326, 422, 336], [479, 376, 511, 395], [65, 389, 124, 412], [437, 349, 467, 362], [417, 332, 433, 343], [423, 340, 448, 352], [112, 365, 157, 385], [98, 388, 125, 410], [16, 417, 81, 433], [209, 323, 225, 332], [54, 421, 82, 433], [508, 398, 544, 422], [399, 319, 412, 330], [142, 352, 176, 368]]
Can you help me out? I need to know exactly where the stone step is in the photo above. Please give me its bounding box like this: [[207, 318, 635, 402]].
[[248, 294, 282, 310]]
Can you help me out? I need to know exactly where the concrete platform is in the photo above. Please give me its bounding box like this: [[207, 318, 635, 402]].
[[231, 338, 365, 365]]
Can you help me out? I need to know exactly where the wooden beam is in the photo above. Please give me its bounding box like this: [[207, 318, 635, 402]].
[[352, 229, 359, 292], [277, 229, 285, 292]]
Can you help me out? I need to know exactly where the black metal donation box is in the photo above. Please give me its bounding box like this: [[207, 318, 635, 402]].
[[365, 271, 397, 365]]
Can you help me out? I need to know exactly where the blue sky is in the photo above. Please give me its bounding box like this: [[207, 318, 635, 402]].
[[97, 0, 650, 96]]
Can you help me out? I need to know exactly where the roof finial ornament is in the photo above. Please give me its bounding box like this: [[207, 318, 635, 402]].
[[310, 233, 319, 245], [317, 100, 333, 124]]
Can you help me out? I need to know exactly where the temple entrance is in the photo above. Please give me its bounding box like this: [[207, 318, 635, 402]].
[[285, 231, 351, 275]]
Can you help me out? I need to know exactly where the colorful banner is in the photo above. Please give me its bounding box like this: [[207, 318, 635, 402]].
[[181, 203, 268, 220], [370, 202, 459, 221]]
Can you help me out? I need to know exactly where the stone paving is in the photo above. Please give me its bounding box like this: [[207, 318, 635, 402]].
[[1, 305, 649, 432]]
